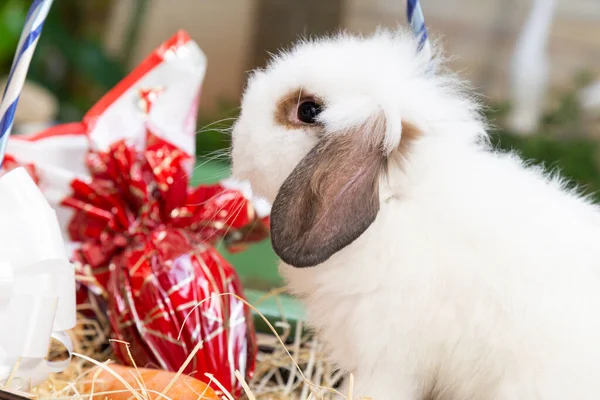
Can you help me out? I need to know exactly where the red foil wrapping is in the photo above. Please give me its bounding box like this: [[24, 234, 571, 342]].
[[65, 131, 269, 397], [0, 154, 40, 184]]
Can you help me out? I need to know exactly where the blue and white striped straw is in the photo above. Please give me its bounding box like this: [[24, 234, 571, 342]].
[[0, 0, 55, 167], [406, 0, 433, 65]]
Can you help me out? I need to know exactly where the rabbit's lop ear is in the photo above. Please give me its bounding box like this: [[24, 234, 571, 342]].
[[270, 115, 388, 268]]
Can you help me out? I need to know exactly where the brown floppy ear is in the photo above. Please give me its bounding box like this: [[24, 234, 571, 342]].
[[270, 117, 388, 268]]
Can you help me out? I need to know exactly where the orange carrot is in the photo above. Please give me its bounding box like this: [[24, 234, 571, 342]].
[[82, 364, 220, 400]]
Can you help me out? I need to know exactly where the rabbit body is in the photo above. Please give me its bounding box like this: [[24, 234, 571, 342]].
[[281, 138, 600, 399], [231, 28, 600, 399]]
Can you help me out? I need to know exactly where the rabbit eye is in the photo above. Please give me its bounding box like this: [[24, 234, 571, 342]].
[[297, 101, 322, 124]]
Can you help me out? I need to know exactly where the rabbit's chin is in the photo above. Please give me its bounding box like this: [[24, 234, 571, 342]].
[[230, 159, 280, 204]]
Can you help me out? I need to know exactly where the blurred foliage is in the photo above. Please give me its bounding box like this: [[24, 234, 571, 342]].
[[487, 72, 600, 201], [195, 100, 239, 159], [0, 0, 129, 122], [0, 0, 27, 61], [490, 132, 600, 201]]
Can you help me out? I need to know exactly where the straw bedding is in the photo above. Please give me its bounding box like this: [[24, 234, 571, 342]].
[[9, 293, 349, 400]]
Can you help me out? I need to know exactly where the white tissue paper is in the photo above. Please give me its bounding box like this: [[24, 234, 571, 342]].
[[0, 167, 76, 390]]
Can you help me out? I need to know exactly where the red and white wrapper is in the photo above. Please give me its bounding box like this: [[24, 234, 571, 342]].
[[5, 30, 207, 243], [2, 31, 271, 396]]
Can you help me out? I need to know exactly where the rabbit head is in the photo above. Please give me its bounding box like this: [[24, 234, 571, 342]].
[[231, 28, 486, 268]]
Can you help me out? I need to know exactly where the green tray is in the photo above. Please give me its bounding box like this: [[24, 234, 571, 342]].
[[191, 159, 305, 332]]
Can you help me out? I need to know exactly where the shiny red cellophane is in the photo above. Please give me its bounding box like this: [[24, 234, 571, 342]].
[[64, 132, 269, 397]]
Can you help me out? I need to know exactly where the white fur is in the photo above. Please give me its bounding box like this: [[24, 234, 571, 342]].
[[231, 28, 600, 399]]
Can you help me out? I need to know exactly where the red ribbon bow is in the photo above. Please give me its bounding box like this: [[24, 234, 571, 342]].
[[67, 131, 269, 397]]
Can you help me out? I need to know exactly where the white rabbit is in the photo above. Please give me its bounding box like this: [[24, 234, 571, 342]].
[[231, 27, 600, 400]]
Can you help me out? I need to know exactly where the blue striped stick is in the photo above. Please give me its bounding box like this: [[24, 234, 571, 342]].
[[0, 0, 55, 167], [406, 0, 432, 63]]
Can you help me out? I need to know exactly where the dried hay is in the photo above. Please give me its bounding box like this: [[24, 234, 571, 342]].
[[1, 291, 355, 400]]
